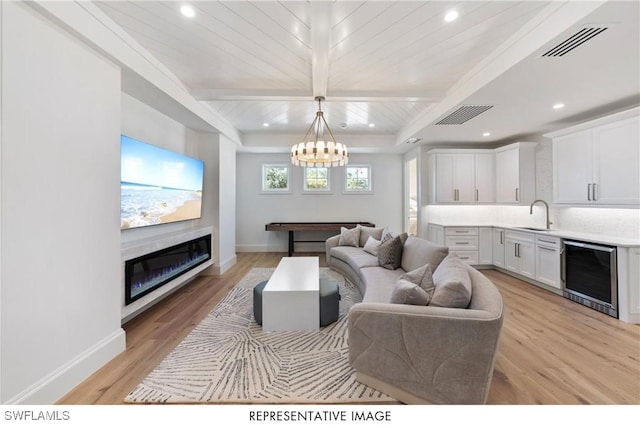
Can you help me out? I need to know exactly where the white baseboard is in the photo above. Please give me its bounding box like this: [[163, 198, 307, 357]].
[[212, 254, 237, 275], [236, 244, 283, 253], [4, 328, 126, 404]]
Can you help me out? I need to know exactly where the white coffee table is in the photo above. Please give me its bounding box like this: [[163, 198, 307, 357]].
[[262, 257, 320, 332]]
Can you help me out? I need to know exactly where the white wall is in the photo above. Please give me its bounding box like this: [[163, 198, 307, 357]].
[[1, 2, 124, 403], [188, 129, 237, 274], [218, 135, 237, 271], [236, 152, 403, 252]]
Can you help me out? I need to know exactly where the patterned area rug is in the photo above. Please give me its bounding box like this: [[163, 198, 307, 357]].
[[124, 267, 395, 404]]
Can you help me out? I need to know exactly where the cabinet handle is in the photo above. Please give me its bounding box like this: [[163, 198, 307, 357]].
[[459, 256, 469, 260], [538, 239, 556, 245], [538, 246, 555, 252], [515, 188, 519, 202], [455, 230, 469, 234], [560, 247, 566, 283], [592, 183, 597, 201], [500, 231, 504, 244], [455, 242, 470, 245], [476, 189, 479, 202], [587, 183, 592, 201]]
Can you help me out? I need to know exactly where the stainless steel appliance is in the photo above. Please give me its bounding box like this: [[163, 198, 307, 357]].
[[562, 240, 618, 318]]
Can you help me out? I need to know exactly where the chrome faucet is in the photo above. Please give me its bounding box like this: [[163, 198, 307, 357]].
[[529, 199, 552, 230]]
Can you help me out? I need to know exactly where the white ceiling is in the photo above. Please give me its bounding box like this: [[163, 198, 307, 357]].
[[96, 1, 640, 153]]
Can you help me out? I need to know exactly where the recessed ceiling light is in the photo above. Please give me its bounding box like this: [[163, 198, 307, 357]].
[[263, 123, 269, 127], [368, 123, 375, 128], [444, 10, 459, 23], [180, 4, 195, 18], [483, 132, 491, 137], [553, 103, 565, 110]]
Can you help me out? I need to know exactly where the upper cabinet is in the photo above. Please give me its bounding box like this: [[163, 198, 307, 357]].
[[427, 143, 533, 205], [435, 154, 476, 203], [429, 151, 495, 204], [494, 142, 537, 204], [547, 108, 640, 206]]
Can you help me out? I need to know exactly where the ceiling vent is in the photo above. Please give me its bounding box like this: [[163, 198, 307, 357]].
[[542, 26, 607, 57], [435, 105, 494, 125]]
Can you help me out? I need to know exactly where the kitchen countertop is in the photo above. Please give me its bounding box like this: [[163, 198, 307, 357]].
[[429, 223, 640, 247]]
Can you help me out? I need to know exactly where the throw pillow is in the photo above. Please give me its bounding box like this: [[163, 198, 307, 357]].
[[377, 235, 404, 270], [390, 279, 431, 305], [357, 225, 385, 247], [381, 231, 408, 244], [400, 263, 435, 297], [338, 226, 360, 247], [363, 236, 382, 256], [430, 253, 473, 308]]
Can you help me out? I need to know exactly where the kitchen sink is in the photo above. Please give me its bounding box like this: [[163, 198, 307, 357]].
[[514, 227, 549, 232]]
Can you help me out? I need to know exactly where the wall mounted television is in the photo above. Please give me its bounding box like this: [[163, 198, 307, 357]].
[[120, 135, 204, 230]]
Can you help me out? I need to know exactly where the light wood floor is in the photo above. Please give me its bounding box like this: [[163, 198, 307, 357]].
[[57, 252, 640, 404]]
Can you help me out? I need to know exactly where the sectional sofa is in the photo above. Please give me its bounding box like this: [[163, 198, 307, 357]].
[[326, 227, 504, 404]]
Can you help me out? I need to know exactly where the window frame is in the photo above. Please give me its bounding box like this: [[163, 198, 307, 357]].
[[302, 166, 332, 193], [344, 164, 373, 193], [261, 164, 292, 193]]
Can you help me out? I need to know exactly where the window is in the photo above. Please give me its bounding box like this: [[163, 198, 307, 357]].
[[262, 164, 291, 193], [304, 167, 330, 192], [345, 165, 372, 192]]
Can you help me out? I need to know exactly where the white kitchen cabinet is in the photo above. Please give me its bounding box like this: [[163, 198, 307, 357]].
[[475, 154, 495, 203], [478, 227, 493, 264], [495, 143, 537, 204], [427, 150, 494, 204], [492, 228, 505, 268], [549, 109, 639, 206], [504, 230, 535, 279], [435, 154, 475, 203], [534, 235, 561, 289], [427, 223, 445, 246], [445, 227, 478, 265]]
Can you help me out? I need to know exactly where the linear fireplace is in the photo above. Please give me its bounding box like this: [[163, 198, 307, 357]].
[[125, 234, 212, 305]]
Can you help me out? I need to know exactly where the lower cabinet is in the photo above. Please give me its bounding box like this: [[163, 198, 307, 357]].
[[534, 235, 561, 289], [478, 227, 493, 264], [429, 224, 562, 292], [445, 227, 479, 265], [492, 228, 505, 268], [504, 231, 535, 279]]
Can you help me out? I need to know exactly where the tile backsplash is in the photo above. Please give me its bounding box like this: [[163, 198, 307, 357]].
[[424, 205, 640, 240]]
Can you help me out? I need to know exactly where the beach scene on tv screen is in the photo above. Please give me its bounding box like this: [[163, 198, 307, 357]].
[[121, 135, 204, 229]]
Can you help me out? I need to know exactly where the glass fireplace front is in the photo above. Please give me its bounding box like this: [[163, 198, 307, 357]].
[[125, 234, 211, 305]]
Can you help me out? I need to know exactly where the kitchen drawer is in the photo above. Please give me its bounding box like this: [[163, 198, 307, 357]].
[[505, 230, 535, 243], [450, 250, 479, 265], [445, 227, 478, 236], [536, 235, 560, 248], [446, 236, 479, 251]]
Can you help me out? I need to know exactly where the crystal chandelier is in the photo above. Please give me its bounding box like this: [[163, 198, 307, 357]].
[[291, 96, 348, 167]]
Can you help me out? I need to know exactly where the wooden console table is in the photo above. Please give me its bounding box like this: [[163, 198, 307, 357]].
[[265, 222, 375, 256]]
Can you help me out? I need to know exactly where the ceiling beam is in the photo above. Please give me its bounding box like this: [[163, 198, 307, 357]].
[[310, 2, 331, 98], [191, 89, 444, 103]]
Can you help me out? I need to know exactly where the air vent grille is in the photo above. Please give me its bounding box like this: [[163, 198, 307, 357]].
[[435, 105, 494, 125], [542, 27, 607, 57]]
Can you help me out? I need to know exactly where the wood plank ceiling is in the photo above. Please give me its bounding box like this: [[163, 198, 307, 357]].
[[96, 1, 548, 136]]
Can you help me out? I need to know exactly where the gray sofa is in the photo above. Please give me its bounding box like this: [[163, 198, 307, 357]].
[[326, 231, 504, 404]]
